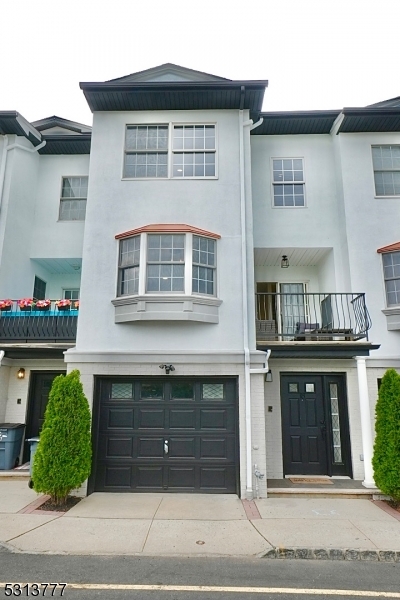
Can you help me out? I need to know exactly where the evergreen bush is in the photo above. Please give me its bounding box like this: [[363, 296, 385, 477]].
[[372, 368, 400, 502], [32, 369, 92, 504]]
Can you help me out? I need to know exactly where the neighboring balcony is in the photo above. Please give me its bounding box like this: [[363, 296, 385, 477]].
[[255, 292, 371, 342], [0, 300, 78, 343]]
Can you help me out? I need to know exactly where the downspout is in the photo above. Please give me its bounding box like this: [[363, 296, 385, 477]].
[[0, 136, 46, 212], [238, 106, 264, 498]]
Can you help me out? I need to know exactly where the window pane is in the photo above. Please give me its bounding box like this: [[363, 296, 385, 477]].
[[171, 382, 194, 399], [141, 382, 163, 399], [111, 383, 133, 399], [202, 383, 224, 400]]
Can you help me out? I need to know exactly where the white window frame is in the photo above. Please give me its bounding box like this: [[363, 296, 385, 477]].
[[63, 289, 80, 301], [117, 232, 217, 298], [371, 145, 400, 198], [59, 176, 88, 221], [270, 157, 306, 208], [122, 123, 218, 180], [382, 251, 400, 307]]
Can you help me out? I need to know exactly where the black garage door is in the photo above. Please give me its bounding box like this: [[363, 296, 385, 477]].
[[91, 377, 238, 493]]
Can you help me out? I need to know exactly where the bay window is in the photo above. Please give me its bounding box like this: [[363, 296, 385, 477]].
[[113, 226, 221, 322]]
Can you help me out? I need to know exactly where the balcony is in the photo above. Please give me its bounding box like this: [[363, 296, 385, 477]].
[[0, 300, 78, 343], [255, 292, 371, 343]]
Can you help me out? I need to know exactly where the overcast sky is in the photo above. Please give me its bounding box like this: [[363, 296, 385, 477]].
[[2, 0, 399, 126]]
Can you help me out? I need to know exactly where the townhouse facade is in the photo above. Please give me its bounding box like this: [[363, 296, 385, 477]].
[[0, 64, 399, 497]]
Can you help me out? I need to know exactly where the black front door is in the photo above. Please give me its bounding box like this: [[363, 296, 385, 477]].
[[91, 377, 238, 493], [24, 371, 66, 461], [281, 373, 352, 477]]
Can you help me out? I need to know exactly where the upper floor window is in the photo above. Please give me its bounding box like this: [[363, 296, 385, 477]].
[[382, 251, 400, 306], [172, 126, 216, 177], [124, 125, 168, 178], [123, 124, 216, 179], [59, 176, 88, 220], [272, 158, 305, 207], [117, 231, 217, 297], [372, 145, 400, 196]]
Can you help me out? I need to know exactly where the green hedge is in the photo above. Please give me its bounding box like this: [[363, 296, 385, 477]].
[[372, 368, 400, 502], [32, 370, 92, 504]]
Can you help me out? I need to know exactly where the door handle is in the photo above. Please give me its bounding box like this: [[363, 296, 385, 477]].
[[320, 424, 326, 440], [164, 440, 169, 455]]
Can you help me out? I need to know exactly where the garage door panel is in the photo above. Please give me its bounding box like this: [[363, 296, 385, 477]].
[[136, 466, 164, 489], [137, 436, 164, 458], [102, 407, 135, 429], [106, 437, 133, 458], [104, 465, 132, 489], [168, 437, 195, 458], [94, 378, 238, 493], [169, 408, 196, 429], [200, 466, 236, 490]]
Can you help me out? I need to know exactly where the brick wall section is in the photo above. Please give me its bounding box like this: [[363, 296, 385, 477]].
[[0, 365, 10, 422]]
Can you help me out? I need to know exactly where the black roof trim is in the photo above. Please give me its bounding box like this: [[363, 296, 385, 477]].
[[0, 111, 42, 146], [252, 110, 341, 135], [32, 115, 92, 134], [256, 343, 379, 359], [39, 134, 91, 155], [79, 80, 268, 114], [338, 107, 400, 133], [1, 346, 71, 360]]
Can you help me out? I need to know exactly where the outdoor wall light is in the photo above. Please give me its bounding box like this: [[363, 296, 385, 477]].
[[17, 368, 25, 380], [265, 370, 273, 382], [281, 255, 289, 268], [159, 364, 175, 374]]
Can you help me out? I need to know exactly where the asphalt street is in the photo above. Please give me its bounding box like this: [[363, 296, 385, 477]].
[[0, 553, 399, 599]]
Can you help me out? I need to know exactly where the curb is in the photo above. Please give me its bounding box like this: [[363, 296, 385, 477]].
[[262, 547, 400, 561]]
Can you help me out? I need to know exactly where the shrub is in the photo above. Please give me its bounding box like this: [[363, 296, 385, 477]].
[[33, 370, 92, 504], [372, 368, 400, 502]]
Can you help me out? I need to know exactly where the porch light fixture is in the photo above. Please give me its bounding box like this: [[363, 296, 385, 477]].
[[159, 364, 175, 374], [281, 255, 289, 268], [17, 368, 25, 380], [265, 369, 273, 382]]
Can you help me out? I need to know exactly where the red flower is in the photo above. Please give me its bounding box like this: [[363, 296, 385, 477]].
[[55, 299, 71, 308], [0, 299, 13, 309], [35, 299, 51, 308], [18, 298, 35, 308]]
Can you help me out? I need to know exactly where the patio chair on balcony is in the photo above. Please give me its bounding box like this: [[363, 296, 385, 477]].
[[255, 319, 277, 341], [294, 322, 320, 340]]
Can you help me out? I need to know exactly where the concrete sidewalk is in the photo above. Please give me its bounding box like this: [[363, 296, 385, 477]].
[[1, 480, 400, 558]]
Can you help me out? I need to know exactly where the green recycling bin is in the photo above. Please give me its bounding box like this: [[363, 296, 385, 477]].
[[0, 423, 25, 470]]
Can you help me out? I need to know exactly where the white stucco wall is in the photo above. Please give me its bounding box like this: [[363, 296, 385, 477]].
[[334, 132, 400, 357], [30, 155, 88, 259], [75, 109, 249, 354]]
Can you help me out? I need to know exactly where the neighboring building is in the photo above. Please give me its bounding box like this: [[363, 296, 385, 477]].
[[0, 65, 399, 497]]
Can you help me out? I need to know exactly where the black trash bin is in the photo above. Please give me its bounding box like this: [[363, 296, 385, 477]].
[[0, 423, 25, 470]]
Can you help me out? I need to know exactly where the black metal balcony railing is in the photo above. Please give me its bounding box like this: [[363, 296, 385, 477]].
[[255, 292, 371, 342], [0, 300, 78, 342]]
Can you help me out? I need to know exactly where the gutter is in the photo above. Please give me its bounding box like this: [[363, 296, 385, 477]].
[[238, 109, 266, 499]]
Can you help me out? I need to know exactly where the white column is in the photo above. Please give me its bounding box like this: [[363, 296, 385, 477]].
[[355, 357, 375, 488]]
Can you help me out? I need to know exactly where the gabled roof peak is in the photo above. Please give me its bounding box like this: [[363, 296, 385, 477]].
[[367, 96, 400, 108], [32, 115, 91, 134], [107, 63, 230, 84]]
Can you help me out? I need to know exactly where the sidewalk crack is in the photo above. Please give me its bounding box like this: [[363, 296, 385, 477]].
[[349, 518, 379, 549], [141, 496, 163, 553], [5, 515, 62, 543], [248, 518, 274, 548]]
